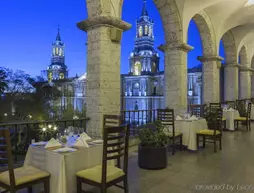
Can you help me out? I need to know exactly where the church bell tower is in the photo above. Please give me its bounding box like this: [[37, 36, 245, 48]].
[[47, 28, 68, 82], [129, 0, 160, 76]]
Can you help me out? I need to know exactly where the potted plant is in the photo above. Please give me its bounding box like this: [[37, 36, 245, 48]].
[[138, 121, 169, 170], [204, 107, 218, 129]]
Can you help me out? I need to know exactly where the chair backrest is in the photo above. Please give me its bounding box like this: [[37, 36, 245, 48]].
[[157, 109, 176, 137], [225, 101, 236, 109], [0, 129, 15, 187], [247, 103, 252, 120], [236, 99, 247, 117], [209, 103, 221, 110], [101, 124, 130, 183], [211, 108, 223, 136], [189, 104, 206, 117], [103, 115, 121, 128]]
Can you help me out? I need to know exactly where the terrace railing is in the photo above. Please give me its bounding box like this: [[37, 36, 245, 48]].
[[0, 118, 89, 165], [121, 109, 158, 136]]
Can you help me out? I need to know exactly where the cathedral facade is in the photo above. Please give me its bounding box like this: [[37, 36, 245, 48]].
[[121, 0, 202, 114], [36, 29, 86, 117]]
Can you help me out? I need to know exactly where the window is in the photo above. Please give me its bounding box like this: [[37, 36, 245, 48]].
[[59, 73, 65, 79], [138, 26, 143, 37], [149, 26, 152, 36], [133, 62, 142, 75], [145, 25, 148, 35], [59, 48, 62, 56]]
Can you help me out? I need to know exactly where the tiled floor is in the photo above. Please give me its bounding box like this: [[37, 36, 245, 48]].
[[10, 124, 254, 192], [110, 125, 254, 193]]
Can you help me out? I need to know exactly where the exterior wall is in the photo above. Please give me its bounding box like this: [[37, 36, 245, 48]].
[[121, 69, 202, 115]]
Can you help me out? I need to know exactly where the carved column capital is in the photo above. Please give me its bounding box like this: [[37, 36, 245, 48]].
[[158, 43, 194, 53], [77, 16, 131, 32], [198, 55, 224, 68], [223, 63, 241, 68]]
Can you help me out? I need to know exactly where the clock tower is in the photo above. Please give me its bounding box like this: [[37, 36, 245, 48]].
[[47, 28, 68, 82], [129, 0, 160, 76]]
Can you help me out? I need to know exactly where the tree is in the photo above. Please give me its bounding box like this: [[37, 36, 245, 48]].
[[0, 68, 7, 94], [0, 68, 36, 122]]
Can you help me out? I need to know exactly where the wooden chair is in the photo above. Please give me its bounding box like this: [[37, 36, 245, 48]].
[[76, 124, 130, 193], [189, 104, 206, 117], [236, 99, 247, 117], [103, 115, 121, 128], [209, 103, 226, 130], [196, 108, 223, 153], [234, 103, 252, 131], [0, 129, 50, 193], [157, 109, 183, 155], [225, 101, 236, 109]]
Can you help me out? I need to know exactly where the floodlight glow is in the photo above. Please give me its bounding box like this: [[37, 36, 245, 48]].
[[48, 124, 52, 129], [245, 0, 254, 7], [42, 128, 46, 132], [53, 126, 57, 131]]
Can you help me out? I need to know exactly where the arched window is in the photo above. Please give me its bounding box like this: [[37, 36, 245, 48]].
[[55, 47, 59, 55], [145, 25, 148, 35], [59, 48, 62, 56], [149, 26, 152, 37], [138, 26, 143, 37], [133, 62, 142, 75]]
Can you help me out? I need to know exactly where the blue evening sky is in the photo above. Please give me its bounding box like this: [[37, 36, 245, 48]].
[[0, 0, 225, 77]]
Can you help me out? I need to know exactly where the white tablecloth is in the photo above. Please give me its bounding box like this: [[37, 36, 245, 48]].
[[223, 110, 240, 131], [175, 119, 208, 151], [251, 104, 254, 120], [24, 144, 108, 193]]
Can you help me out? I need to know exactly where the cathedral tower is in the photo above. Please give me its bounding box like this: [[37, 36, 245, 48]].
[[47, 28, 68, 82], [129, 0, 160, 76]]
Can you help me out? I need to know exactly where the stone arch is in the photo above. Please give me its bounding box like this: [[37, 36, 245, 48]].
[[221, 30, 237, 64], [192, 10, 217, 56], [153, 0, 183, 43], [239, 45, 249, 67]]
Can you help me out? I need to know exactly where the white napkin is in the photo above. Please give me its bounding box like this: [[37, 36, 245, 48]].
[[176, 115, 183, 120], [228, 108, 234, 111], [223, 107, 228, 111], [74, 137, 89, 148], [80, 132, 91, 141], [189, 115, 198, 120], [44, 138, 61, 148]]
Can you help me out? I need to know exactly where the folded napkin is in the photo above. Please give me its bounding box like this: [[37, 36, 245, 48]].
[[223, 107, 228, 111], [44, 138, 61, 149], [80, 132, 91, 141], [189, 115, 198, 120], [176, 115, 183, 120], [74, 137, 89, 148]]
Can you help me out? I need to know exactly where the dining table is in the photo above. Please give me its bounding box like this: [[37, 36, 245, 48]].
[[23, 139, 111, 193], [175, 118, 208, 151], [223, 109, 240, 131]]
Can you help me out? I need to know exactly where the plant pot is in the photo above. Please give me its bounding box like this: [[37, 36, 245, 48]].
[[138, 144, 168, 170]]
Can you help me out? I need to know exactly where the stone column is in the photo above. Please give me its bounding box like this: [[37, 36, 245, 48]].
[[239, 66, 252, 99], [224, 63, 240, 101], [198, 56, 223, 104], [159, 43, 193, 115], [252, 70, 254, 98], [77, 17, 131, 136]]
